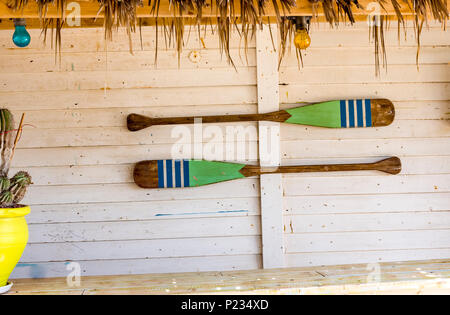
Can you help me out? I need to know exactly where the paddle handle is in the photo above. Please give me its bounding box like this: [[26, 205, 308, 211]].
[[127, 110, 290, 131], [240, 157, 402, 177]]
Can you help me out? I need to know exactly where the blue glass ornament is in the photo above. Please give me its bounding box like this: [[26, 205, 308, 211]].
[[12, 19, 31, 48]]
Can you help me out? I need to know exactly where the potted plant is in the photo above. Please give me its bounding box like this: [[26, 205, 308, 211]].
[[0, 109, 32, 294]]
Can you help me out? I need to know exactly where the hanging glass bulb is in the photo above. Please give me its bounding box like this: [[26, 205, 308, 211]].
[[12, 19, 31, 48], [291, 16, 312, 50], [294, 29, 311, 50]]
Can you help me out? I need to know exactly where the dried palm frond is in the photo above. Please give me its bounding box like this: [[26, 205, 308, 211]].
[[7, 0, 28, 10], [9, 0, 66, 19], [336, 0, 361, 24], [215, 0, 296, 66], [172, 17, 187, 66], [41, 18, 65, 63], [414, 16, 424, 67], [9, 0, 67, 60], [97, 0, 143, 54], [320, 0, 339, 25], [318, 0, 361, 25], [389, 0, 405, 25], [271, 0, 296, 23], [410, 0, 448, 67], [5, 0, 448, 76], [308, 0, 321, 23], [149, 0, 211, 66], [216, 16, 237, 68], [369, 14, 388, 76], [412, 0, 448, 22], [278, 17, 303, 69]]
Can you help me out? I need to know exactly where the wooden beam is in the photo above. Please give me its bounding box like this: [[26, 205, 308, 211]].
[[6, 259, 450, 295], [0, 14, 430, 30], [0, 0, 428, 19], [256, 24, 285, 269]]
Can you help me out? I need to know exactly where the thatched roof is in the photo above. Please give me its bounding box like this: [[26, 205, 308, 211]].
[[4, 0, 449, 72]]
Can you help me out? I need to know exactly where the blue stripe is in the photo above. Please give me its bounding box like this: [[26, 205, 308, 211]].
[[183, 160, 190, 187], [365, 99, 372, 127], [340, 100, 347, 128], [157, 160, 164, 188], [356, 99, 364, 127], [348, 100, 355, 128], [166, 160, 173, 188], [175, 160, 182, 188]]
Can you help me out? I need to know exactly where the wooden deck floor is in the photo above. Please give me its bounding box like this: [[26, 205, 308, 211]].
[[4, 259, 450, 295]]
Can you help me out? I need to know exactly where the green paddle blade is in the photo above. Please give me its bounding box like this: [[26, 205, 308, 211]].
[[134, 160, 246, 188], [284, 99, 395, 128]]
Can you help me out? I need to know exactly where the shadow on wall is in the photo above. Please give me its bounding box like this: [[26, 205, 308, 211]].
[[15, 263, 46, 279]]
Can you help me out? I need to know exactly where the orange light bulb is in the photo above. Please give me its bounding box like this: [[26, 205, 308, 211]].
[[294, 29, 311, 50]]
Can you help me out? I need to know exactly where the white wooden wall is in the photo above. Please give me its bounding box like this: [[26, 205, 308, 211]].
[[0, 20, 447, 279], [279, 21, 450, 267]]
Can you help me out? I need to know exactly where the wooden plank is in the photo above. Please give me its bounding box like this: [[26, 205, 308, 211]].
[[9, 139, 448, 169], [280, 46, 450, 67], [21, 236, 262, 261], [285, 259, 450, 275], [0, 68, 256, 92], [281, 120, 450, 141], [12, 259, 448, 287], [389, 101, 450, 120], [259, 175, 284, 268], [284, 212, 450, 233], [284, 192, 450, 215], [296, 28, 450, 48], [16, 123, 260, 148], [9, 104, 258, 128], [0, 0, 426, 18], [256, 24, 284, 269], [285, 230, 450, 253], [0, 24, 446, 57], [1, 46, 447, 73], [0, 49, 257, 72], [11, 120, 448, 149], [10, 254, 262, 279], [28, 216, 261, 243], [280, 83, 450, 102], [280, 64, 450, 84], [13, 164, 134, 185], [0, 86, 258, 110], [0, 24, 446, 56], [282, 138, 450, 158], [12, 143, 259, 168], [7, 259, 450, 294], [286, 250, 450, 268], [8, 259, 448, 287], [0, 27, 255, 53], [22, 180, 260, 205], [283, 174, 450, 196], [26, 198, 260, 224]]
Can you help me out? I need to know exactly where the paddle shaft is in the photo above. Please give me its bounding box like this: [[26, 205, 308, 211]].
[[240, 157, 401, 177], [128, 110, 290, 130]]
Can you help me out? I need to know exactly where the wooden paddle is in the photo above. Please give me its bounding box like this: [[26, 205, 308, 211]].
[[134, 157, 401, 188], [128, 99, 395, 131]]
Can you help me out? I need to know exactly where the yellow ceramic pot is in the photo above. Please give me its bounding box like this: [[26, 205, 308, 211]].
[[0, 206, 30, 287]]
